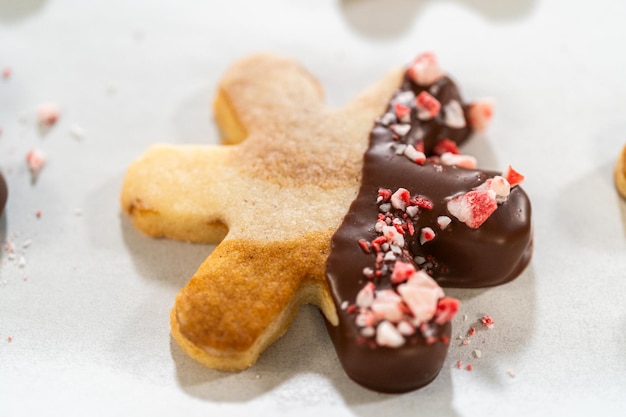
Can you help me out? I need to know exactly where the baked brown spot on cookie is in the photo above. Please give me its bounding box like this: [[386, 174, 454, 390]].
[[121, 53, 405, 369]]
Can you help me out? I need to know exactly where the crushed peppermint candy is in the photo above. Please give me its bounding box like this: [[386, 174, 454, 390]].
[[440, 152, 477, 169], [446, 167, 524, 229], [347, 187, 459, 348], [37, 102, 60, 128], [26, 148, 46, 181], [447, 189, 498, 229], [415, 91, 441, 120], [481, 315, 495, 329], [443, 100, 466, 129], [407, 52, 445, 86], [2, 67, 11, 79], [467, 99, 494, 132]]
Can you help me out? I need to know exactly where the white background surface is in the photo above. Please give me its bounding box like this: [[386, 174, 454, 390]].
[[2, 0, 626, 415]]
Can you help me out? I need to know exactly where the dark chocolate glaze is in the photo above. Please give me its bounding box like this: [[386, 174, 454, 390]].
[[0, 172, 7, 216], [325, 73, 533, 392]]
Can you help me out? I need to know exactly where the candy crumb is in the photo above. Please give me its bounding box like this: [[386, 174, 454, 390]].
[[2, 67, 10, 79], [37, 102, 60, 127], [456, 360, 462, 369], [70, 124, 85, 140], [507, 369, 516, 378], [481, 315, 495, 329], [26, 149, 46, 181], [473, 349, 482, 358], [465, 364, 473, 371], [7, 336, 12, 343]]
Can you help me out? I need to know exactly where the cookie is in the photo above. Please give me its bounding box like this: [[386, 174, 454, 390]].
[[615, 144, 626, 198], [325, 61, 533, 392], [121, 53, 406, 370], [120, 53, 532, 391]]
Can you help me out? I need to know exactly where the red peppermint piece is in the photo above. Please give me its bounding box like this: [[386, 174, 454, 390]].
[[419, 227, 435, 245], [26, 148, 46, 177], [415, 91, 441, 119], [411, 195, 434, 210], [377, 188, 392, 202], [433, 138, 460, 156], [390, 260, 416, 284], [467, 99, 494, 132], [394, 102, 411, 121], [391, 188, 411, 211], [358, 239, 371, 254], [502, 165, 525, 187], [37, 102, 60, 127], [480, 315, 495, 329], [407, 52, 445, 86], [404, 145, 426, 165], [434, 297, 459, 325], [447, 189, 498, 229]]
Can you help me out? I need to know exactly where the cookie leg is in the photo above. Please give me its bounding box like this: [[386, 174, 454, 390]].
[[170, 232, 336, 370]]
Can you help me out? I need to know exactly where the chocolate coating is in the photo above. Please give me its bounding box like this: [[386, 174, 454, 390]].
[[325, 73, 533, 392], [0, 172, 7, 216]]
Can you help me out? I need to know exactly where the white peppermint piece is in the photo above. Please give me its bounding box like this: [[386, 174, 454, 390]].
[[391, 123, 411, 137], [406, 205, 420, 218], [376, 321, 405, 348], [488, 176, 511, 203], [394, 90, 416, 106], [397, 320, 416, 336], [437, 215, 452, 229], [379, 203, 391, 213], [390, 188, 410, 211], [380, 112, 396, 126], [404, 144, 426, 164], [444, 100, 466, 129], [361, 327, 375, 338], [394, 143, 407, 155], [356, 283, 375, 308], [440, 152, 477, 169], [382, 225, 404, 247], [419, 227, 435, 245]]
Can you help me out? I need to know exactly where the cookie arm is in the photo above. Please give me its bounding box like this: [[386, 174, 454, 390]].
[[120, 144, 232, 243]]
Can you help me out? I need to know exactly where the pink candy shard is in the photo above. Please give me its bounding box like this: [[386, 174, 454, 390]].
[[376, 321, 405, 348], [391, 260, 416, 284], [391, 188, 411, 211], [26, 148, 46, 176], [419, 227, 435, 245], [434, 297, 459, 325], [467, 99, 494, 132], [37, 102, 60, 127], [415, 91, 441, 120], [440, 152, 477, 169], [503, 165, 525, 187], [447, 189, 498, 229], [397, 271, 444, 323], [356, 282, 375, 308], [407, 52, 445, 86], [403, 144, 426, 165]]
